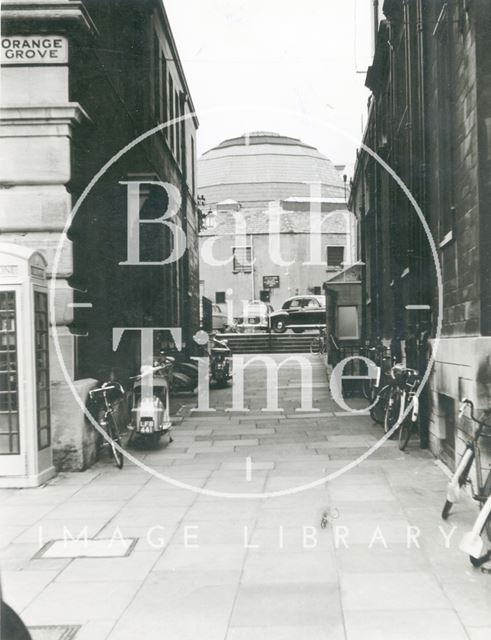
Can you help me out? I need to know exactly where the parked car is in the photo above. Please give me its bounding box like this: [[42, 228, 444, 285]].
[[211, 304, 228, 332], [236, 300, 273, 332], [269, 295, 325, 333]]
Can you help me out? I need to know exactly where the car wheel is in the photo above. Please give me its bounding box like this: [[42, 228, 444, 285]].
[[272, 318, 287, 333]]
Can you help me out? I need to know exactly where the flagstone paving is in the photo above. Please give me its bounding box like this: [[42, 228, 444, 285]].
[[1, 354, 489, 639]]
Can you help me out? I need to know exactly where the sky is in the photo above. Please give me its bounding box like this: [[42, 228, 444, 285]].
[[165, 0, 374, 168]]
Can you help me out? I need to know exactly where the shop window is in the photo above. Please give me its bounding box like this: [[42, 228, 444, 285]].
[[233, 246, 252, 274]]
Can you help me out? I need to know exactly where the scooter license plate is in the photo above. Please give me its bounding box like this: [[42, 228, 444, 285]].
[[140, 420, 154, 433]]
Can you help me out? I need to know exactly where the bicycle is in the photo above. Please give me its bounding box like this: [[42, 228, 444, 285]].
[[367, 353, 396, 426], [383, 363, 421, 450], [361, 342, 390, 403], [442, 399, 491, 567], [88, 382, 126, 468], [310, 329, 327, 356]]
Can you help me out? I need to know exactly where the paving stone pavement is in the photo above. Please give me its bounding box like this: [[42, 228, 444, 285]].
[[0, 354, 490, 640]]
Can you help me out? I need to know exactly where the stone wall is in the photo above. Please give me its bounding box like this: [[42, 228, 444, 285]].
[[350, 0, 491, 471], [1, 1, 200, 472]]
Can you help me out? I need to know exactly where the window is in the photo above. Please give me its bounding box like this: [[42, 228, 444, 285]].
[[179, 92, 185, 168], [190, 135, 196, 194], [168, 74, 174, 150], [175, 90, 180, 162], [327, 245, 344, 269], [153, 32, 160, 119], [160, 54, 168, 128], [232, 246, 252, 273], [337, 306, 359, 339], [312, 286, 322, 295], [215, 291, 226, 304], [434, 4, 455, 238], [289, 299, 302, 309]]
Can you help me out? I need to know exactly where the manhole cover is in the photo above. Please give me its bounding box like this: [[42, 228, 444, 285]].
[[29, 626, 80, 640]]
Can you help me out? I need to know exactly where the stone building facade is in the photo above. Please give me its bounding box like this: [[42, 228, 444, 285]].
[[350, 0, 491, 468], [198, 132, 356, 315], [0, 0, 199, 469]]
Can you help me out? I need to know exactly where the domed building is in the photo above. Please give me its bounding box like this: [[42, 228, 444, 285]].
[[198, 132, 358, 322], [198, 132, 346, 208]]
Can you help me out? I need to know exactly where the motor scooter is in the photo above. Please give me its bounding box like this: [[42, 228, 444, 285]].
[[210, 335, 233, 387], [127, 357, 175, 447]]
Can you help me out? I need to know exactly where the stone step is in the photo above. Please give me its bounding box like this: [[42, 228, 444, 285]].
[[219, 333, 316, 354]]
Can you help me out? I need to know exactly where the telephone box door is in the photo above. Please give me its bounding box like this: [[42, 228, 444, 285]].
[[0, 287, 24, 475]]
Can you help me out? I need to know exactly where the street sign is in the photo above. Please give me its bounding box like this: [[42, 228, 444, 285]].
[[1, 36, 68, 64], [263, 275, 280, 289]]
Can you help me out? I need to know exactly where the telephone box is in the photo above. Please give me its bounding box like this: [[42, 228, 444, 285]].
[[0, 243, 55, 487]]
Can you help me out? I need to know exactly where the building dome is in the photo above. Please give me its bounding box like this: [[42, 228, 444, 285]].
[[198, 132, 345, 208]]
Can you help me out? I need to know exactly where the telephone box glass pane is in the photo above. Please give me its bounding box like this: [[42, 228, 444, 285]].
[[337, 306, 359, 339], [0, 291, 19, 455], [35, 292, 51, 450]]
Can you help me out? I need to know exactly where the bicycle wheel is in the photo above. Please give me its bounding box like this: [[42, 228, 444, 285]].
[[399, 415, 413, 451], [369, 385, 390, 425], [362, 379, 373, 401], [310, 337, 321, 355], [107, 412, 124, 469], [384, 389, 401, 435], [441, 449, 475, 520]]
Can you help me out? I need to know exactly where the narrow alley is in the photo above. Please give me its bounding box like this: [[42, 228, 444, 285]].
[[0, 355, 489, 640]]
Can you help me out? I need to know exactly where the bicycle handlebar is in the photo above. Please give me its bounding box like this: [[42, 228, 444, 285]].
[[130, 362, 173, 382], [458, 398, 491, 437], [89, 383, 122, 398]]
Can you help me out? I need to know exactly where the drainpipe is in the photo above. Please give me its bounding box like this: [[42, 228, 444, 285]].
[[373, 0, 380, 54], [250, 234, 255, 301], [416, 0, 430, 450]]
